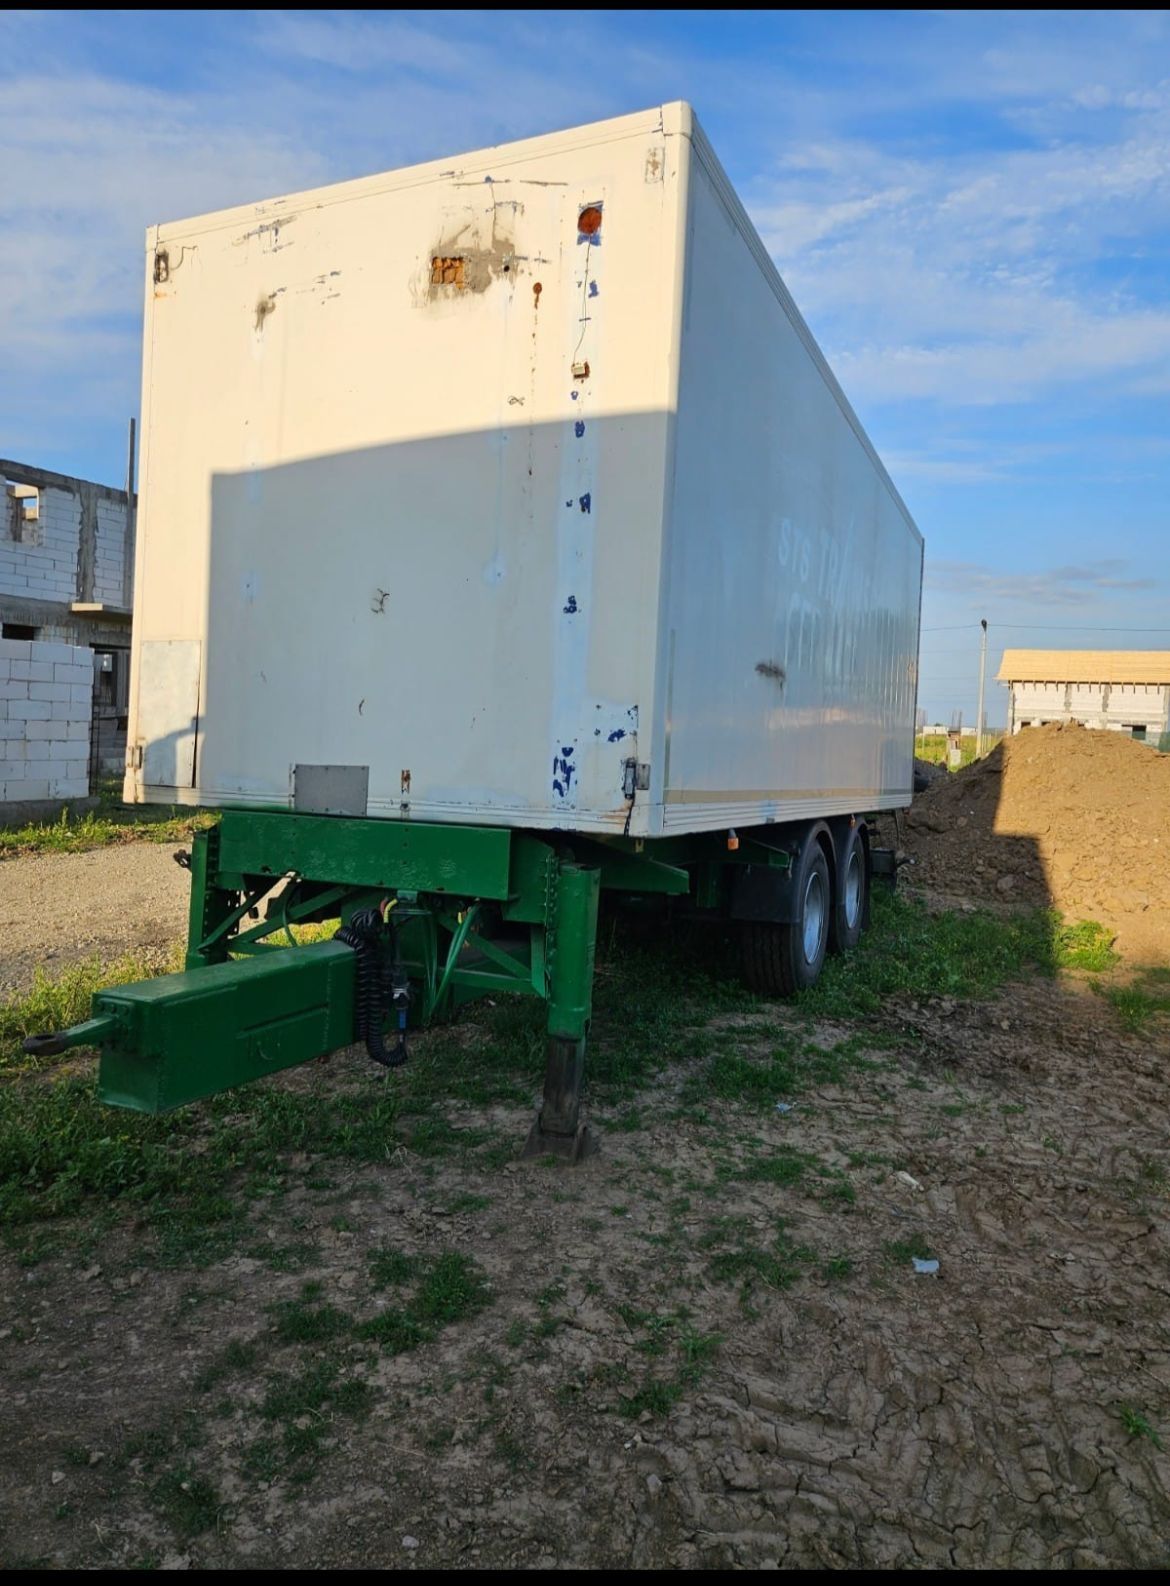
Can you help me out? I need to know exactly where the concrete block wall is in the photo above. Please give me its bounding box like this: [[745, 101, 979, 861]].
[[1, 476, 132, 612], [0, 637, 93, 802], [0, 483, 84, 606], [94, 496, 130, 606]]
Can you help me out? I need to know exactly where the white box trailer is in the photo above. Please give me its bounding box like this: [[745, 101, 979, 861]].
[[127, 101, 922, 841], [27, 105, 925, 1140]]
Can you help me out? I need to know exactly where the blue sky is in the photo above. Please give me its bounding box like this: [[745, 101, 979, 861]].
[[2, 9, 1168, 723]]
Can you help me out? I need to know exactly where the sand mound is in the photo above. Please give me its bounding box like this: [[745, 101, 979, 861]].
[[900, 723, 1170, 960]]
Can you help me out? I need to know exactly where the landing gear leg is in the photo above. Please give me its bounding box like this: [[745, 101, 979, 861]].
[[523, 863, 600, 1162]]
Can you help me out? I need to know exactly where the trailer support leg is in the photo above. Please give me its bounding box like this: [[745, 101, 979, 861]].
[[185, 827, 234, 969], [524, 863, 599, 1162]]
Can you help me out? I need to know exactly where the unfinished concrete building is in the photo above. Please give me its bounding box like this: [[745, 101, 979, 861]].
[[997, 649, 1170, 743], [1, 457, 135, 778]]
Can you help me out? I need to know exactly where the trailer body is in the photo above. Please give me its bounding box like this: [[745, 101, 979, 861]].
[[32, 107, 924, 1152], [126, 103, 922, 837]]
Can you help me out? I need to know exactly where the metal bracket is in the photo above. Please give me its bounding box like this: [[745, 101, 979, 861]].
[[622, 758, 650, 798]]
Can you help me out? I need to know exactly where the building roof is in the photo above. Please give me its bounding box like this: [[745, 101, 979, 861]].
[[996, 648, 1170, 685]]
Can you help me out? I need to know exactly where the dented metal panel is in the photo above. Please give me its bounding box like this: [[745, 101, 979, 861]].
[[126, 103, 921, 837]]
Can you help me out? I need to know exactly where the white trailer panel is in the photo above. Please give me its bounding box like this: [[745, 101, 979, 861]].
[[127, 103, 922, 838]]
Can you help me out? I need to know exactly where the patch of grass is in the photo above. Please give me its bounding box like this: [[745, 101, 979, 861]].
[[269, 1291, 354, 1344], [0, 1074, 402, 1262], [0, 790, 217, 862], [402, 1116, 490, 1157], [822, 1255, 853, 1281], [260, 1357, 348, 1422], [703, 1218, 816, 1303], [149, 1467, 221, 1538], [1099, 967, 1170, 1033], [0, 950, 180, 1073], [694, 1035, 876, 1110], [619, 1377, 681, 1417], [412, 1250, 491, 1327], [356, 1309, 430, 1354], [368, 1247, 419, 1289], [800, 889, 1056, 1020], [1054, 919, 1117, 973], [256, 1241, 318, 1274], [882, 1232, 935, 1265], [1118, 1404, 1162, 1450], [358, 1250, 491, 1358], [735, 1147, 812, 1187], [444, 1191, 492, 1214], [587, 922, 752, 1096], [618, 1329, 720, 1419]]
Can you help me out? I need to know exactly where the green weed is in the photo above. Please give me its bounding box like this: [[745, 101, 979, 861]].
[[800, 890, 1055, 1019], [882, 1233, 935, 1264], [703, 1219, 816, 1302], [149, 1467, 221, 1537], [0, 950, 180, 1072], [270, 1292, 353, 1344], [368, 1248, 419, 1289], [1053, 919, 1117, 972], [1118, 1404, 1162, 1449], [1099, 967, 1170, 1033]]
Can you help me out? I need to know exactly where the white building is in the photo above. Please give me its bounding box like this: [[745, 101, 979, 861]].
[[997, 649, 1170, 742]]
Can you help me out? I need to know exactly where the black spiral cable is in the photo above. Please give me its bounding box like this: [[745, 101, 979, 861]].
[[334, 907, 408, 1068]]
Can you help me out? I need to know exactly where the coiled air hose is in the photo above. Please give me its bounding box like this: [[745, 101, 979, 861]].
[[334, 905, 408, 1068]]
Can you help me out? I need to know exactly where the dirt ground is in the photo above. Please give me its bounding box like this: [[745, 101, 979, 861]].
[[0, 846, 188, 995], [2, 850, 1168, 1569], [901, 724, 1170, 963]]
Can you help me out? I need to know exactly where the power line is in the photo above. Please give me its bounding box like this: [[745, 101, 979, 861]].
[[922, 620, 1170, 634], [987, 623, 1170, 633]]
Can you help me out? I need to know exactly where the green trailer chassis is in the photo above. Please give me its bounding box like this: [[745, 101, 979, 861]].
[[28, 809, 737, 1159]]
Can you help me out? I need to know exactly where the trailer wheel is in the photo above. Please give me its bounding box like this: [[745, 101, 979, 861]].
[[829, 828, 867, 954], [741, 841, 830, 996]]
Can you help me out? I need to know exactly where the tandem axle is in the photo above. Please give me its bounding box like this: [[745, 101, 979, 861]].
[[27, 808, 890, 1157]]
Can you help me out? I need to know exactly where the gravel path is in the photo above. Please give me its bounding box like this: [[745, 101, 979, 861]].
[[0, 845, 190, 996]]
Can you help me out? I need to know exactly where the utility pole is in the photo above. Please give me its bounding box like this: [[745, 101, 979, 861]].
[[975, 618, 988, 758]]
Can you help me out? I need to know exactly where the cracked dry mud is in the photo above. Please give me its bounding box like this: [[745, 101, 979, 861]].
[[2, 968, 1168, 1569]]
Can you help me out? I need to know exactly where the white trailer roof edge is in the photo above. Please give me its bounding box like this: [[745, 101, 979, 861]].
[[149, 102, 695, 244]]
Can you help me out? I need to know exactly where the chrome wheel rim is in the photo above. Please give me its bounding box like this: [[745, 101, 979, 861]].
[[802, 869, 826, 964], [844, 848, 862, 930]]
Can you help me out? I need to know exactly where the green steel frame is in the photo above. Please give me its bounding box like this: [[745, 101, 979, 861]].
[[30, 808, 806, 1156]]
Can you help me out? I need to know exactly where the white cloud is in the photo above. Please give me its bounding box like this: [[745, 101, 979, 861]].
[[927, 558, 1158, 605], [751, 78, 1170, 407]]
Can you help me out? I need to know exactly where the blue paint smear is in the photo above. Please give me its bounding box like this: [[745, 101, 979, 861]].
[[563, 595, 578, 614], [570, 390, 579, 401], [577, 233, 601, 248], [553, 780, 564, 798], [561, 746, 574, 757], [483, 175, 494, 183], [574, 420, 585, 438], [565, 499, 573, 508], [579, 493, 591, 514], [588, 280, 599, 298], [607, 729, 626, 743]]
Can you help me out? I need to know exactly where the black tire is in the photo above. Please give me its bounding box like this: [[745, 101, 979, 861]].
[[829, 828, 867, 954], [741, 840, 831, 996]]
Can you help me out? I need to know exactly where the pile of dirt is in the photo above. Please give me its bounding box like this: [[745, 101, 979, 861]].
[[899, 723, 1170, 960]]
